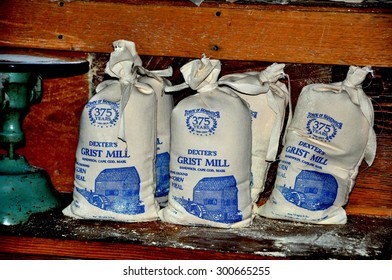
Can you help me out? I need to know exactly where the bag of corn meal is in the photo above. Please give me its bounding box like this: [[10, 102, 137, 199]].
[[258, 66, 376, 224], [63, 40, 159, 222], [138, 67, 174, 206], [218, 63, 291, 202], [158, 56, 254, 228]]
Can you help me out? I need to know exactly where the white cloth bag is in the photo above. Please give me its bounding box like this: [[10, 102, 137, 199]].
[[138, 67, 174, 206], [63, 40, 159, 222], [258, 66, 376, 224], [159, 56, 254, 228], [218, 63, 291, 202]]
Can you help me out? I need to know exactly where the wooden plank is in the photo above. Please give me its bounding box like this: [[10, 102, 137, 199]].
[[0, 0, 391, 66], [0, 209, 391, 259], [0, 236, 270, 260]]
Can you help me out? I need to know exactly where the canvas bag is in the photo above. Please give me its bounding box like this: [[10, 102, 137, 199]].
[[258, 66, 376, 224], [63, 40, 159, 222], [158, 56, 254, 228], [138, 67, 174, 206], [218, 63, 291, 202]]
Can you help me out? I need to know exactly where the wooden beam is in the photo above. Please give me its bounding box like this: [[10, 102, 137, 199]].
[[0, 0, 391, 66], [0, 236, 270, 260], [0, 213, 391, 259]]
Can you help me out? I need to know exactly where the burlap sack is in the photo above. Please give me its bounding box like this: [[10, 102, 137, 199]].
[[159, 56, 254, 228], [258, 66, 376, 224], [63, 40, 159, 222]]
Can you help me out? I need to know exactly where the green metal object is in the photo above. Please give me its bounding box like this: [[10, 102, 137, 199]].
[[0, 156, 61, 225], [0, 54, 89, 225]]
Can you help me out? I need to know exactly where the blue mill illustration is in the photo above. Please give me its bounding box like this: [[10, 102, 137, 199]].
[[76, 167, 145, 214], [278, 170, 338, 211], [175, 175, 242, 223], [155, 152, 170, 198]]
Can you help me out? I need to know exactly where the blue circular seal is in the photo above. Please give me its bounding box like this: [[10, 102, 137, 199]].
[[87, 100, 120, 128], [306, 115, 339, 142], [185, 109, 219, 136]]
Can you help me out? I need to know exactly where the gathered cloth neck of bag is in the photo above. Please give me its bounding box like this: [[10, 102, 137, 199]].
[[218, 63, 292, 162], [136, 65, 173, 95], [104, 40, 156, 142], [165, 54, 221, 94]]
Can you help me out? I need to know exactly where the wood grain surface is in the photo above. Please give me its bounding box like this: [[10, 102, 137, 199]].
[[0, 0, 391, 66], [0, 207, 391, 259]]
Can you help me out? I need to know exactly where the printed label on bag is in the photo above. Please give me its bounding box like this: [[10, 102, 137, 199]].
[[277, 140, 329, 178], [306, 112, 342, 142], [185, 108, 220, 136], [87, 100, 120, 128], [173, 175, 242, 223], [277, 170, 338, 211], [155, 152, 170, 198], [78, 140, 130, 163], [76, 167, 145, 214], [170, 148, 233, 209], [250, 110, 258, 120]]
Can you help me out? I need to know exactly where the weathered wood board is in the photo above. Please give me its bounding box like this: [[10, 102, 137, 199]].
[[0, 204, 391, 259], [0, 0, 391, 66]]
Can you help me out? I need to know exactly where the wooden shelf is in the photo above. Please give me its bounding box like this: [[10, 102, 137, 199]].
[[0, 0, 391, 66], [0, 197, 391, 259]]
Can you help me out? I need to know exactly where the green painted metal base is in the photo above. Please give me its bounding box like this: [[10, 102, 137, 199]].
[[0, 155, 61, 225]]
